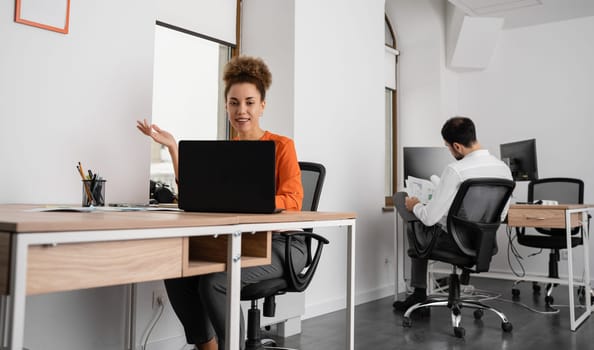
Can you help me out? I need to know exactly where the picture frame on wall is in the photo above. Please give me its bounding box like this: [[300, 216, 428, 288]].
[[14, 0, 71, 34]]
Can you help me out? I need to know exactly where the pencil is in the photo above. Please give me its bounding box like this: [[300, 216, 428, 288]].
[[77, 163, 95, 206]]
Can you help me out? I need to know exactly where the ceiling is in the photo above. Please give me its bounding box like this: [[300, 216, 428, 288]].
[[448, 0, 594, 29]]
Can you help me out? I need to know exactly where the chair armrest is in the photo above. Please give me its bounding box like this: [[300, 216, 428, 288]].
[[280, 231, 329, 292]]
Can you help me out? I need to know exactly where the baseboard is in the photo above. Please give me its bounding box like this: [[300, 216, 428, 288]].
[[430, 266, 593, 285], [303, 283, 395, 320], [356, 283, 395, 304]]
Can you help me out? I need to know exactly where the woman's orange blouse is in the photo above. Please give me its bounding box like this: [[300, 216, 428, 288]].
[[259, 131, 303, 211]]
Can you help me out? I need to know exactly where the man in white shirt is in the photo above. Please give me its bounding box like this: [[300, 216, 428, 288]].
[[393, 116, 512, 312]]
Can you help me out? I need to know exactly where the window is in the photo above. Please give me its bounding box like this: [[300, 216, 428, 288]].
[[384, 14, 399, 206], [150, 23, 233, 191]]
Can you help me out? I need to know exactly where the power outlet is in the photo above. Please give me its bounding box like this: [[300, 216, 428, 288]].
[[152, 289, 167, 309], [560, 250, 568, 260]]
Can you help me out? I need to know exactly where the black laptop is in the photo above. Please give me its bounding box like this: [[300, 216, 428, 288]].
[[177, 140, 278, 213]]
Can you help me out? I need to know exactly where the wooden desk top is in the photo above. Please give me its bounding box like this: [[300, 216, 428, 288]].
[[0, 204, 356, 233], [509, 204, 592, 210]]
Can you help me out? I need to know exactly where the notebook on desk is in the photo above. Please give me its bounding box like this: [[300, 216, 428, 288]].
[[178, 140, 279, 213]]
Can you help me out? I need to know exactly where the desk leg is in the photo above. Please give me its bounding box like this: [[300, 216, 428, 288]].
[[124, 284, 137, 350], [0, 296, 7, 348], [346, 224, 356, 350], [225, 231, 242, 350], [394, 213, 400, 299], [565, 211, 576, 330], [566, 209, 593, 331], [583, 211, 592, 319], [7, 236, 27, 350]]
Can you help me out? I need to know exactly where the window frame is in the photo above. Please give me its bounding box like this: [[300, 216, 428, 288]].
[[384, 14, 399, 208]]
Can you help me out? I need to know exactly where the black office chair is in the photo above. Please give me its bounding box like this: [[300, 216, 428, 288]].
[[396, 178, 515, 338], [241, 161, 328, 350], [512, 178, 588, 306]]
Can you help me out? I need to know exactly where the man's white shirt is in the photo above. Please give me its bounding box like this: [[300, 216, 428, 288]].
[[412, 149, 513, 229]]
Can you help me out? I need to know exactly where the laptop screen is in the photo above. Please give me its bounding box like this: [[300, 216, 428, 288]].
[[178, 140, 277, 213]]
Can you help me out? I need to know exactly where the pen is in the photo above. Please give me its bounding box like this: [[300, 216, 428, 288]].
[[90, 173, 97, 198]]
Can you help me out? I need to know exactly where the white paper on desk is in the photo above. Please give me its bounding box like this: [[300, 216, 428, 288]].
[[27, 206, 182, 213], [405, 175, 437, 205]]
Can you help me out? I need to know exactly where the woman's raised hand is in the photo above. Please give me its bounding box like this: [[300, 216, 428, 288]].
[[136, 118, 176, 149]]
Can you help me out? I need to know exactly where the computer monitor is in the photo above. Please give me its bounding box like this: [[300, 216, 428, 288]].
[[499, 139, 538, 181], [403, 147, 453, 185]]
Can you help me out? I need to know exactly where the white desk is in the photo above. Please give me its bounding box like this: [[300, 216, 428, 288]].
[[507, 204, 591, 331], [424, 204, 592, 331], [0, 205, 356, 350]]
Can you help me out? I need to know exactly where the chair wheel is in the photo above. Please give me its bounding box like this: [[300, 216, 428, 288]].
[[262, 339, 276, 347], [502, 322, 513, 332], [402, 316, 412, 328], [511, 288, 520, 298], [473, 309, 484, 320], [454, 326, 465, 338], [545, 295, 554, 305]]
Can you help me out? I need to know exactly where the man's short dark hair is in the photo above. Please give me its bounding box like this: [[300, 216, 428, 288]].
[[441, 116, 477, 147]]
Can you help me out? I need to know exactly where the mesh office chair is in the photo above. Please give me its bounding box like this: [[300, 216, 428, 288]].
[[512, 178, 589, 306], [241, 161, 328, 350], [396, 178, 515, 338]]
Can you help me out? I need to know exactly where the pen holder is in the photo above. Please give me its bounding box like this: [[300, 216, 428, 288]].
[[82, 179, 106, 207]]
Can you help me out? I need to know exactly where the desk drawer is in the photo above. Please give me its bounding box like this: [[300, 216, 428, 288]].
[[26, 238, 182, 295], [508, 208, 581, 229], [0, 233, 10, 295]]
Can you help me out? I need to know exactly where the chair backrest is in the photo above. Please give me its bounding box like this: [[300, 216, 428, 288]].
[[528, 177, 583, 204], [528, 178, 583, 235], [299, 162, 326, 267], [447, 178, 515, 271], [299, 161, 326, 212]]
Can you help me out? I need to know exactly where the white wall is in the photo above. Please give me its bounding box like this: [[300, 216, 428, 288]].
[[294, 0, 392, 317], [0, 1, 159, 349], [0, 1, 153, 206], [241, 0, 295, 138], [387, 0, 458, 153]]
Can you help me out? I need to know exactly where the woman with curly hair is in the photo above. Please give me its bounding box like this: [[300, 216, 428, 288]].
[[137, 56, 306, 350]]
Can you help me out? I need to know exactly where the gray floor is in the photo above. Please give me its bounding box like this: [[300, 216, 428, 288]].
[[264, 277, 594, 350]]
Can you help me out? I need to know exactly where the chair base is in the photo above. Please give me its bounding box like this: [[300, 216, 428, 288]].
[[402, 299, 513, 337], [402, 272, 513, 338], [245, 300, 296, 350], [512, 280, 558, 308], [511, 249, 561, 307]]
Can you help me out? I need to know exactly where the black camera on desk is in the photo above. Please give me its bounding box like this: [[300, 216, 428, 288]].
[[150, 180, 176, 204]]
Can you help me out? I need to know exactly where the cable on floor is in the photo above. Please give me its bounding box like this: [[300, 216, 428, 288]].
[[427, 272, 564, 315], [491, 297, 560, 314], [506, 226, 527, 277], [142, 296, 166, 350]]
